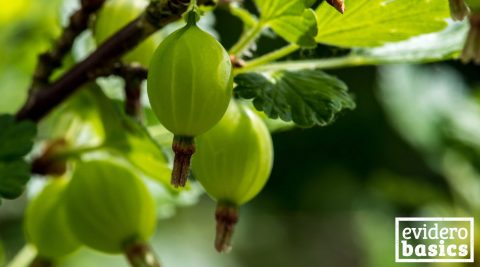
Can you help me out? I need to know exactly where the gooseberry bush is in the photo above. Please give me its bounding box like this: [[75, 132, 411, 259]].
[[0, 0, 478, 266]]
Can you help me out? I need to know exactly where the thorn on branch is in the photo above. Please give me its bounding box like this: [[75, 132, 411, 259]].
[[230, 54, 245, 68]]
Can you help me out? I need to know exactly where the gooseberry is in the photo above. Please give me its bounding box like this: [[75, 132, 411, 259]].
[[148, 11, 233, 188], [24, 179, 80, 259], [191, 100, 274, 252], [64, 160, 156, 254]]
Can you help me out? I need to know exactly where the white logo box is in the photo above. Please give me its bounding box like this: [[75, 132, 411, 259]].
[[395, 217, 474, 263]]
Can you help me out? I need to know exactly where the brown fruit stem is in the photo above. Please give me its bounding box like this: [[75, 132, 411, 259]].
[[215, 202, 239, 253], [125, 242, 162, 267], [171, 135, 195, 187], [326, 0, 345, 14]]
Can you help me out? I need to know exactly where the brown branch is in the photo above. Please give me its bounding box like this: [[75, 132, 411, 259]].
[[113, 63, 148, 120], [31, 0, 106, 90], [16, 0, 194, 122]]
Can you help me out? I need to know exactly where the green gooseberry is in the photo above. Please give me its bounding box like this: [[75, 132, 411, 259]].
[[64, 160, 156, 254], [191, 100, 274, 252], [147, 11, 233, 188], [24, 179, 80, 259]]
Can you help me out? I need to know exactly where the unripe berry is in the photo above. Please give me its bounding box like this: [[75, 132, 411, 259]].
[[25, 179, 80, 259], [148, 11, 233, 188], [192, 101, 273, 252], [64, 160, 156, 254]]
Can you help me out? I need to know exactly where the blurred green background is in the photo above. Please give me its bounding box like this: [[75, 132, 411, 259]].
[[1, 0, 480, 266]]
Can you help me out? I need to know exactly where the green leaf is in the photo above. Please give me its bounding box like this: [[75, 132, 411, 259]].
[[0, 115, 36, 160], [246, 104, 297, 133], [242, 21, 468, 74], [234, 70, 355, 127], [315, 0, 450, 47], [353, 21, 468, 62], [0, 160, 31, 200], [0, 114, 36, 202], [230, 6, 258, 30], [254, 0, 318, 47]]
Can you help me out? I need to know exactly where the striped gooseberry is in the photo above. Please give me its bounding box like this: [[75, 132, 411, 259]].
[[64, 160, 156, 254], [147, 11, 233, 188], [191, 100, 274, 252]]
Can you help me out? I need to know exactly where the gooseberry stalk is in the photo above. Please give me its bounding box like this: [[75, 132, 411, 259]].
[[125, 242, 162, 267], [148, 11, 233, 187], [191, 101, 274, 252], [215, 202, 239, 252]]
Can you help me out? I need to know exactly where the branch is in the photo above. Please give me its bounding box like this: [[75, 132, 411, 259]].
[[113, 63, 148, 120], [31, 0, 106, 90], [16, 0, 194, 122]]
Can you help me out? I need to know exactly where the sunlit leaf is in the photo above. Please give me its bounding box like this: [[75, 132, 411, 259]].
[[315, 0, 450, 47], [354, 21, 468, 63], [254, 0, 318, 47]]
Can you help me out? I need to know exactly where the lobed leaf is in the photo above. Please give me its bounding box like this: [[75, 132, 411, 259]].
[[235, 70, 355, 127], [0, 160, 31, 201], [0, 115, 36, 160], [0, 114, 36, 202]]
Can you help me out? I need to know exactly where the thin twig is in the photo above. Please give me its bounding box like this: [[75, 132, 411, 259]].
[[16, 0, 194, 122], [114, 63, 148, 120], [30, 0, 106, 90]]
